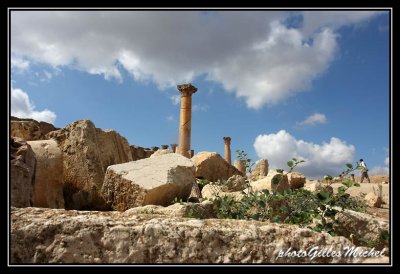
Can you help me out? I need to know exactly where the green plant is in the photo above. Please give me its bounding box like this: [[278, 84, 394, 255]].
[[276, 158, 306, 174]]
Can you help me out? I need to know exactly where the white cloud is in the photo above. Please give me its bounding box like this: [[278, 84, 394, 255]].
[[297, 112, 327, 126], [193, 104, 209, 112], [369, 156, 389, 175], [11, 87, 56, 124], [369, 166, 389, 175], [301, 11, 384, 36], [253, 130, 355, 178], [11, 11, 382, 109], [11, 56, 30, 71], [170, 95, 181, 105]]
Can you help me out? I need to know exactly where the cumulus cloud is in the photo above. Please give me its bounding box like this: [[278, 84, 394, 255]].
[[11, 11, 382, 108], [11, 87, 56, 123], [301, 11, 384, 36], [297, 112, 327, 126], [253, 130, 355, 178]]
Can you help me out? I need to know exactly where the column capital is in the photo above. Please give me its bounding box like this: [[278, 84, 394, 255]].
[[177, 83, 197, 97], [223, 136, 231, 144]]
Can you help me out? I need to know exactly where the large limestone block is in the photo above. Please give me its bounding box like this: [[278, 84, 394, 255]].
[[288, 171, 306, 189], [191, 152, 241, 182], [251, 159, 269, 181], [46, 120, 133, 210], [334, 209, 389, 251], [10, 137, 36, 207], [150, 149, 172, 158], [11, 207, 387, 264], [250, 170, 289, 193], [364, 192, 382, 208], [201, 184, 244, 201], [11, 116, 57, 141], [101, 153, 195, 210], [123, 201, 215, 219], [28, 140, 64, 209]]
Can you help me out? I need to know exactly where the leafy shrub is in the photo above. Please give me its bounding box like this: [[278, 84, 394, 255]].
[[209, 152, 368, 236]]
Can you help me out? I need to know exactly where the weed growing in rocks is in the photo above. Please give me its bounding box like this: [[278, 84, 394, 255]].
[[210, 152, 368, 236]]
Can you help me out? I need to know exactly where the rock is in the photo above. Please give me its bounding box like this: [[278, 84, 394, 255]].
[[334, 209, 389, 251], [382, 181, 388, 184], [11, 116, 57, 141], [201, 184, 224, 200], [130, 145, 148, 161], [304, 181, 322, 192], [250, 170, 289, 193], [123, 200, 215, 219], [28, 140, 64, 208], [101, 154, 195, 210], [233, 159, 246, 176], [225, 175, 247, 191], [10, 137, 36, 207], [46, 120, 132, 210], [364, 192, 383, 208], [192, 152, 241, 182], [187, 182, 202, 203], [288, 171, 306, 189], [11, 207, 383, 263], [251, 159, 269, 181], [201, 184, 244, 201], [150, 149, 172, 158]]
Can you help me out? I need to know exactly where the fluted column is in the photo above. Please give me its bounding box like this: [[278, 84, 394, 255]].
[[223, 137, 232, 165], [177, 83, 197, 158]]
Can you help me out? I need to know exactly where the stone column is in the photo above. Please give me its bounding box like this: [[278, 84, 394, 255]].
[[170, 144, 178, 153], [177, 83, 197, 158], [223, 137, 232, 165]]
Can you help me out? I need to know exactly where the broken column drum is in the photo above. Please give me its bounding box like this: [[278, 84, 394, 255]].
[[177, 83, 197, 158]]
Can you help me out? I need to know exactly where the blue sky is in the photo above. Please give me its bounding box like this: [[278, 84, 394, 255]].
[[10, 10, 390, 178]]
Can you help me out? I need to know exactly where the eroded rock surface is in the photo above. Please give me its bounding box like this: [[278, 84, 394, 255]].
[[192, 152, 241, 182], [10, 137, 36, 207], [10, 207, 387, 264], [101, 154, 195, 210], [47, 120, 132, 210], [11, 116, 57, 141], [28, 140, 64, 208]]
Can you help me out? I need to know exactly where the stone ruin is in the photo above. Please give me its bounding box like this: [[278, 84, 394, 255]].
[[9, 83, 390, 264]]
